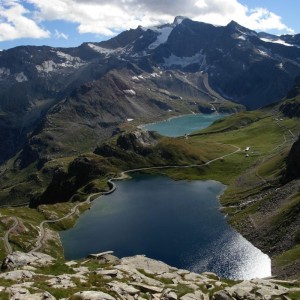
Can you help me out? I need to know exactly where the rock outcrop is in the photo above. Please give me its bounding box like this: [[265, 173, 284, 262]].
[[1, 251, 55, 271], [1, 252, 299, 300], [284, 135, 300, 181]]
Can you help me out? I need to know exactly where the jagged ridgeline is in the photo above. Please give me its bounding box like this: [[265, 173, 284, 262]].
[[1, 17, 300, 166]]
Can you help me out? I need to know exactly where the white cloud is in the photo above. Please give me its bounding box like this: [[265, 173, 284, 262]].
[[0, 0, 50, 42], [0, 0, 294, 42], [54, 29, 68, 40], [25, 0, 294, 37], [245, 8, 294, 33]]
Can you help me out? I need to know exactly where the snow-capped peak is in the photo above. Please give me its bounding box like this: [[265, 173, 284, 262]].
[[173, 16, 188, 25], [148, 26, 174, 50], [147, 16, 188, 50]]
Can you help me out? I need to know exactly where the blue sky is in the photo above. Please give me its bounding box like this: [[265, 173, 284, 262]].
[[0, 0, 299, 50]]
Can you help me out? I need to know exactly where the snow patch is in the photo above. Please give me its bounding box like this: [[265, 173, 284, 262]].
[[256, 46, 272, 58], [0, 67, 10, 77], [56, 51, 83, 64], [277, 62, 284, 69], [163, 52, 206, 68], [236, 28, 256, 37], [150, 73, 160, 78], [260, 38, 294, 47], [237, 35, 246, 41], [15, 72, 28, 82], [36, 53, 85, 73], [148, 26, 174, 50], [174, 16, 186, 25], [123, 89, 136, 96], [88, 43, 116, 55], [257, 49, 269, 57], [36, 60, 56, 73], [127, 118, 134, 122]]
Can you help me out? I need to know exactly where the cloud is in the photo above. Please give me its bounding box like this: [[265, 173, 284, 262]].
[[26, 0, 294, 37], [54, 29, 68, 40], [0, 0, 294, 43], [0, 0, 50, 42], [245, 8, 294, 33]]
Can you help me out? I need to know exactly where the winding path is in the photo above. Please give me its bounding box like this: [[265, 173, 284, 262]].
[[29, 144, 240, 252], [30, 193, 101, 252], [4, 217, 19, 254]]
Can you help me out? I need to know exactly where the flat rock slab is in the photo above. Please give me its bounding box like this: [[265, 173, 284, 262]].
[[87, 251, 114, 259], [107, 281, 140, 295], [130, 282, 164, 293], [6, 287, 56, 300], [0, 270, 35, 281], [214, 279, 290, 300], [72, 291, 116, 300], [1, 251, 55, 271], [120, 255, 171, 274], [180, 291, 207, 300], [95, 269, 118, 276], [47, 274, 77, 289]]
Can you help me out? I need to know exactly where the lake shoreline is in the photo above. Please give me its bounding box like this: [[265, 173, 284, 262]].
[[140, 112, 228, 137], [60, 173, 271, 280]]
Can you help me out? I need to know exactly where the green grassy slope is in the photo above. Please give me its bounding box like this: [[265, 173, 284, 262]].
[[0, 107, 299, 277]]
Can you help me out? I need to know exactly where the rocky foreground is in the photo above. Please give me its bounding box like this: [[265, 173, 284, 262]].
[[0, 252, 299, 300]]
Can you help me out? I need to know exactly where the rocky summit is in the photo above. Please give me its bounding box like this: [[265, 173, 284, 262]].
[[0, 251, 299, 300]]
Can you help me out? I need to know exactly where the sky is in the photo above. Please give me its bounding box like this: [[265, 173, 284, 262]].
[[0, 0, 299, 50]]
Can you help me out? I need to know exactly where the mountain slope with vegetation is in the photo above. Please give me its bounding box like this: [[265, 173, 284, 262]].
[[1, 17, 300, 166], [0, 95, 299, 279], [1, 17, 300, 288]]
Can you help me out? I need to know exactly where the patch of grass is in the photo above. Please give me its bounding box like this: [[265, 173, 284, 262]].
[[195, 111, 265, 134], [137, 269, 173, 285], [270, 193, 300, 227], [286, 291, 300, 300], [0, 292, 9, 300], [43, 238, 65, 260], [34, 261, 75, 276], [34, 285, 82, 299], [77, 259, 111, 271], [0, 207, 45, 253], [273, 244, 300, 268], [175, 284, 194, 297], [256, 150, 288, 179]]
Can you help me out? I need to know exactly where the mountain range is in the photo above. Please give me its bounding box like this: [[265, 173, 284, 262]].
[[1, 17, 300, 280], [1, 17, 300, 166]]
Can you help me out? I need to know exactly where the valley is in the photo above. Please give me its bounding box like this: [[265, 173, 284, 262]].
[[0, 16, 299, 299], [1, 102, 299, 277]]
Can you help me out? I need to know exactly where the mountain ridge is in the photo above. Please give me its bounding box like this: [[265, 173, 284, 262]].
[[1, 18, 300, 165]]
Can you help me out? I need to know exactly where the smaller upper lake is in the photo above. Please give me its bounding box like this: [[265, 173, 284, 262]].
[[141, 113, 227, 137]]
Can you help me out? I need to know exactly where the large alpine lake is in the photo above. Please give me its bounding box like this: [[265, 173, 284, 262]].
[[60, 114, 271, 279]]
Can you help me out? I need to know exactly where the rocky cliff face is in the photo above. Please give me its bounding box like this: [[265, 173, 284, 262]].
[[280, 75, 300, 118], [1, 251, 299, 300], [285, 136, 300, 181]]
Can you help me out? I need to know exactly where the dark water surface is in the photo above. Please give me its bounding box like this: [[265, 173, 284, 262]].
[[60, 175, 271, 279], [141, 113, 227, 137]]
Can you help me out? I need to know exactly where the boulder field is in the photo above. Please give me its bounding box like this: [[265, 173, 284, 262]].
[[0, 251, 299, 300]]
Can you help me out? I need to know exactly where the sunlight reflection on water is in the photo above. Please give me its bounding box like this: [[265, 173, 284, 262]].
[[188, 231, 271, 280], [61, 176, 271, 280]]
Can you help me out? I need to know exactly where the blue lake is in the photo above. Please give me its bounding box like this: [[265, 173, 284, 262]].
[[60, 113, 271, 280], [60, 175, 271, 280], [141, 113, 227, 137]]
